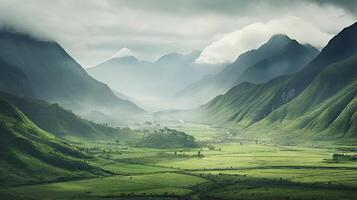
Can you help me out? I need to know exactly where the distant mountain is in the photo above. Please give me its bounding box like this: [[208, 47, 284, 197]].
[[177, 35, 319, 107], [0, 97, 105, 186], [197, 22, 357, 143], [0, 30, 144, 117], [0, 92, 120, 139], [237, 40, 319, 84], [88, 50, 223, 110]]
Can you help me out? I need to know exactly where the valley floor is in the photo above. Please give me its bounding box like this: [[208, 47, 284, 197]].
[[1, 123, 356, 200]]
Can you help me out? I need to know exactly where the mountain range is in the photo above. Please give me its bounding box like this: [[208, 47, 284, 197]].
[[195, 22, 357, 143], [88, 50, 223, 110], [0, 30, 144, 119], [177, 34, 319, 107]]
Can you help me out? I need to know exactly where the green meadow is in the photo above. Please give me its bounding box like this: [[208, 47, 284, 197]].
[[1, 123, 356, 200]]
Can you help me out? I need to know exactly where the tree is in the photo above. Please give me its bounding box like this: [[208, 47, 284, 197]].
[[197, 151, 204, 158]]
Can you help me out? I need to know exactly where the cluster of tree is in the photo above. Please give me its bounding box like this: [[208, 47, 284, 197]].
[[135, 128, 198, 148], [332, 154, 357, 161], [208, 146, 221, 151], [197, 150, 204, 158], [143, 121, 160, 127]]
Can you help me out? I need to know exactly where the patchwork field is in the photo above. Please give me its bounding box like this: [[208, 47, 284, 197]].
[[1, 123, 356, 200]]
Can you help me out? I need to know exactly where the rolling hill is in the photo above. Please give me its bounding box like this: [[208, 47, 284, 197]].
[[0, 97, 106, 186], [0, 92, 120, 140]]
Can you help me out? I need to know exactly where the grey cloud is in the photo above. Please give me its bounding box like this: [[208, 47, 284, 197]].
[[310, 0, 357, 15], [0, 0, 355, 67], [110, 0, 357, 17]]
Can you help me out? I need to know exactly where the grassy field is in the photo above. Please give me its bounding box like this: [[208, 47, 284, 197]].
[[5, 173, 205, 199], [1, 123, 356, 200]]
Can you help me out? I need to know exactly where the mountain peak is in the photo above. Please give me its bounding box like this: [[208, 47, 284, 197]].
[[110, 47, 135, 59], [267, 34, 292, 43], [156, 50, 201, 64]]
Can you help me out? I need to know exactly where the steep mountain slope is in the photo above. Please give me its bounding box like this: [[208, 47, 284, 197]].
[[0, 30, 143, 115], [248, 55, 357, 142], [0, 97, 105, 186], [0, 92, 119, 139], [0, 59, 33, 98], [177, 35, 318, 106], [197, 22, 357, 142], [88, 50, 222, 110]]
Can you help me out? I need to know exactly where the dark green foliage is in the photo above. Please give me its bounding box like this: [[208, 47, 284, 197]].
[[136, 128, 198, 148], [332, 154, 357, 161]]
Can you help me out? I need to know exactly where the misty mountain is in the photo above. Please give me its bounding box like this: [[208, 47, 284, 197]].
[[197, 22, 357, 142], [87, 49, 223, 110], [0, 30, 144, 117], [177, 35, 319, 107], [0, 59, 34, 97], [0, 92, 120, 139], [237, 40, 319, 84]]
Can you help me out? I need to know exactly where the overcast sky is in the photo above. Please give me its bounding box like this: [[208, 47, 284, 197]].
[[0, 0, 356, 67]]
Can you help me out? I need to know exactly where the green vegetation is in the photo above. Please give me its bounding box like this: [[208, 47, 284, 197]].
[[0, 92, 122, 139], [333, 153, 357, 162], [1, 129, 356, 199], [0, 97, 106, 186], [1, 15, 357, 200], [136, 127, 198, 148], [196, 23, 357, 144], [6, 173, 206, 199]]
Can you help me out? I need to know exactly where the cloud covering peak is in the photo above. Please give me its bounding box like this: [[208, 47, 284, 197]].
[[0, 0, 355, 67], [196, 18, 332, 64]]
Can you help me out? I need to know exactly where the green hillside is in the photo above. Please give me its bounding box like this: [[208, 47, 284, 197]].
[[0, 92, 120, 140], [198, 77, 289, 128], [248, 55, 357, 143], [197, 22, 357, 143], [0, 98, 106, 186]]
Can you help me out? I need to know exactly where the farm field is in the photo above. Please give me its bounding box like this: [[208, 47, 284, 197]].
[[1, 123, 356, 200]]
